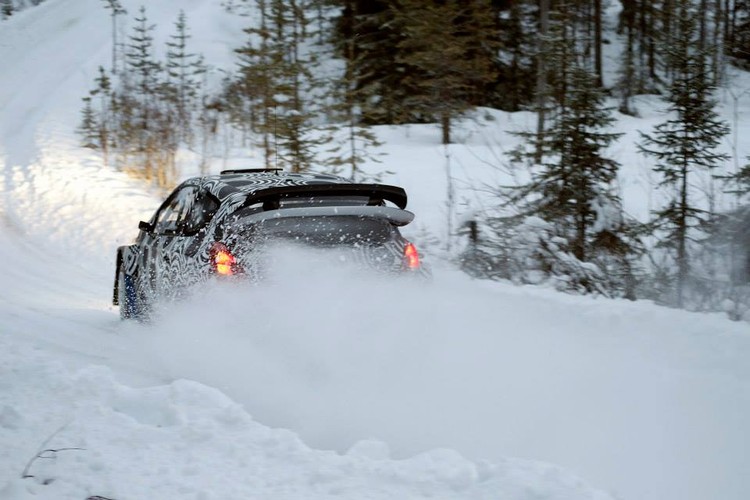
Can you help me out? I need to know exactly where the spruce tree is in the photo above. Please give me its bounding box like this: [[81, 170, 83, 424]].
[[234, 0, 276, 168], [729, 1, 750, 68], [78, 97, 100, 150], [123, 5, 163, 146], [313, 0, 384, 180], [722, 159, 750, 196], [319, 71, 385, 180], [616, 0, 639, 114], [165, 10, 205, 144], [392, 0, 499, 144], [120, 6, 174, 186], [233, 0, 318, 172], [638, 1, 730, 308], [331, 1, 416, 125], [269, 0, 318, 172], [512, 64, 623, 265], [494, 0, 535, 112], [100, 0, 127, 74], [90, 66, 113, 164], [1, 0, 13, 19]]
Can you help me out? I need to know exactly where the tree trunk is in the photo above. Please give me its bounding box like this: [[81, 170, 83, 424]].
[[713, 0, 724, 84], [594, 0, 603, 87], [575, 177, 587, 262], [698, 0, 708, 57], [535, 0, 550, 163], [441, 111, 451, 145], [111, 13, 117, 74], [676, 163, 689, 308]]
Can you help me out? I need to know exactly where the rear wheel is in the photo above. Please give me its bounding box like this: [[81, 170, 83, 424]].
[[118, 267, 146, 321]]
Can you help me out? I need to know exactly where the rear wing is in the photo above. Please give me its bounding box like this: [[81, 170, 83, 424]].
[[238, 183, 408, 211], [231, 205, 415, 227]]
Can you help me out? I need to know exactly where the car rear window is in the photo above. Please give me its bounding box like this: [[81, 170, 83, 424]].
[[251, 216, 394, 246]]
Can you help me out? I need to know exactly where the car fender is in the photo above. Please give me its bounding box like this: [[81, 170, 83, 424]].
[[113, 245, 140, 305]]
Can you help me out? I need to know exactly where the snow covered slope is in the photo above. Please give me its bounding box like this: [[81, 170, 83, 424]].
[[1, 1, 749, 500]]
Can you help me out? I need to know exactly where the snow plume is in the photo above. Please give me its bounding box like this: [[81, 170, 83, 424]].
[[129, 246, 750, 500]]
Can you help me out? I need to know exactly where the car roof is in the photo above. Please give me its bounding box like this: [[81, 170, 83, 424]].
[[198, 170, 352, 201]]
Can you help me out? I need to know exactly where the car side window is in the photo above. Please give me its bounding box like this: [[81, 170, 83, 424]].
[[155, 186, 197, 236], [183, 191, 220, 235]]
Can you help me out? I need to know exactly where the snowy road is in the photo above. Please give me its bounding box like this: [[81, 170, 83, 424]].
[[1, 1, 750, 500]]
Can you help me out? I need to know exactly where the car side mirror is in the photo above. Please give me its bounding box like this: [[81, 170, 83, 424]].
[[139, 221, 154, 233]]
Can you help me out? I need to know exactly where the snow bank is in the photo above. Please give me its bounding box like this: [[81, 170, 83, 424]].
[[0, 336, 613, 500]]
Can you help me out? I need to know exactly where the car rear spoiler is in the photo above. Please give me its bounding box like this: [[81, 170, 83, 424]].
[[233, 206, 415, 226], [239, 184, 408, 210]]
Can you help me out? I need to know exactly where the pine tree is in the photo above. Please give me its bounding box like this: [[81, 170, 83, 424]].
[[729, 1, 750, 68], [90, 66, 113, 164], [234, 0, 276, 167], [330, 0, 424, 125], [100, 0, 127, 74], [77, 66, 114, 161], [269, 0, 318, 172], [534, 4, 582, 162], [78, 97, 100, 149], [512, 64, 623, 265], [313, 0, 384, 180], [1, 0, 13, 19], [494, 0, 535, 112], [616, 0, 640, 114], [392, 0, 499, 144], [123, 5, 163, 146], [165, 10, 205, 144], [119, 6, 174, 187], [233, 0, 318, 172], [319, 71, 385, 180], [638, 1, 730, 308], [723, 159, 750, 196]]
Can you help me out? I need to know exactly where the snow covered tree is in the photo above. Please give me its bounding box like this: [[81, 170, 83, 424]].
[[505, 60, 627, 295], [638, 1, 730, 308], [514, 65, 623, 261]]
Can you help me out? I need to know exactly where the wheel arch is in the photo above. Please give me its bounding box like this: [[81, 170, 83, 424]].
[[113, 245, 139, 306]]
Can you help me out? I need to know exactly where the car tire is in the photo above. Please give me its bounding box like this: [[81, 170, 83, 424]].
[[118, 267, 145, 321]]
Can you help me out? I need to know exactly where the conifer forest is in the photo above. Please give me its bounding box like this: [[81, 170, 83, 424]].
[[10, 0, 750, 318]]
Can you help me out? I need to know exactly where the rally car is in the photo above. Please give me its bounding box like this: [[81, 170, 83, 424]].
[[113, 169, 427, 319]]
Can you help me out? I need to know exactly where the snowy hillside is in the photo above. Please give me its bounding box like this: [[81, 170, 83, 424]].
[[1, 1, 750, 500]]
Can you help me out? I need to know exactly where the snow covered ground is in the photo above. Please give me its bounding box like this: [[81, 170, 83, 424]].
[[1, 1, 749, 500]]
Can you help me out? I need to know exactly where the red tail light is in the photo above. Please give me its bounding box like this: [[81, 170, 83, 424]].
[[403, 242, 421, 270], [210, 242, 238, 276]]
